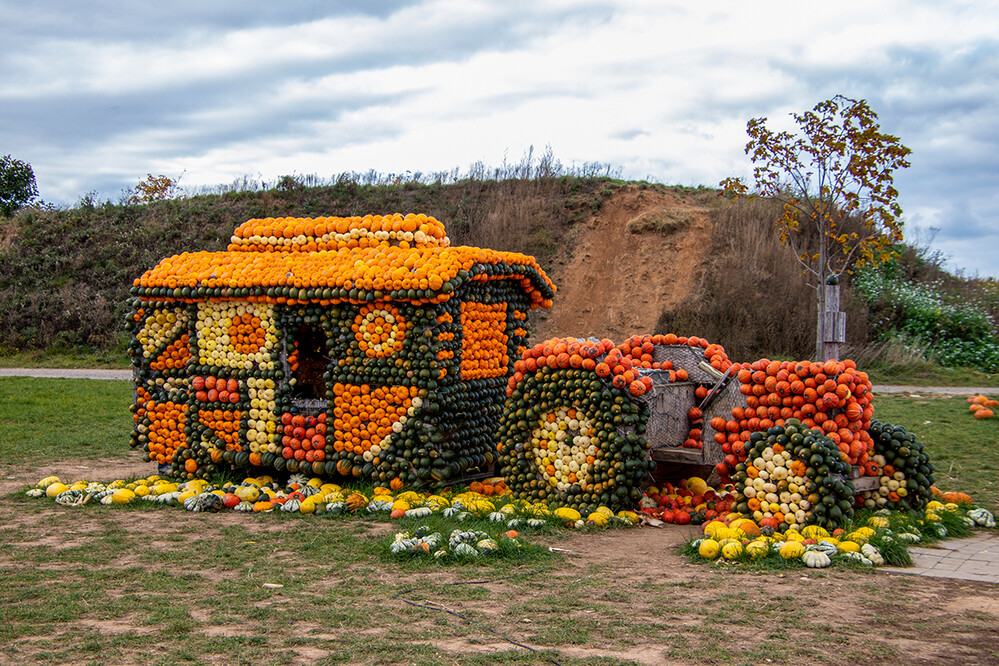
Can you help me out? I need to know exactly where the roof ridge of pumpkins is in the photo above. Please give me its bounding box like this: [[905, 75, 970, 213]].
[[132, 214, 556, 307]]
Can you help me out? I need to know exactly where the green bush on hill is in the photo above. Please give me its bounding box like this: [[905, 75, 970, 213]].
[[853, 250, 999, 373]]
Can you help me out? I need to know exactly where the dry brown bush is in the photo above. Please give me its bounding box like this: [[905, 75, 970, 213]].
[[656, 197, 870, 361]]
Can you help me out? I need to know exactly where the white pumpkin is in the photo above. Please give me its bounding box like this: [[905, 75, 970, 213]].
[[802, 550, 832, 568], [968, 508, 996, 528], [861, 543, 885, 565]]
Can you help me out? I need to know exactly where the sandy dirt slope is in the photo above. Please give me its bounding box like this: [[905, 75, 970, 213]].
[[535, 185, 714, 342]]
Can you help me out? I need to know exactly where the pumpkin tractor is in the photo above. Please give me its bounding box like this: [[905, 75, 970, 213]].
[[127, 214, 935, 529]]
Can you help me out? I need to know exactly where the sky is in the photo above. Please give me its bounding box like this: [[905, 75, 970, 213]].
[[2, 0, 997, 276]]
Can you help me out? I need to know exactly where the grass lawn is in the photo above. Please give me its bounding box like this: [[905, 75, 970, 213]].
[[2, 378, 998, 665], [0, 377, 134, 471], [0, 345, 130, 370], [873, 393, 999, 512]]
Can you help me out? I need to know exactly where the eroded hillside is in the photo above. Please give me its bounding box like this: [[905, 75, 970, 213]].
[[536, 185, 717, 342]]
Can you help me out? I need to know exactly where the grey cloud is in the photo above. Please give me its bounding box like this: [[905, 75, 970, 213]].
[[1, 1, 421, 43], [612, 129, 650, 141]]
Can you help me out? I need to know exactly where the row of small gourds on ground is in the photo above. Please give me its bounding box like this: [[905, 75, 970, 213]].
[[689, 494, 995, 568], [25, 471, 995, 567]]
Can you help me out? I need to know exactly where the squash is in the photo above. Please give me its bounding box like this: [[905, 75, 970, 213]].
[[112, 488, 136, 505], [802, 550, 831, 568], [698, 539, 721, 560], [779, 541, 805, 559], [837, 540, 861, 553], [968, 508, 996, 527], [37, 476, 61, 489], [366, 499, 393, 513], [721, 541, 744, 560], [298, 485, 320, 498], [587, 512, 609, 526], [344, 493, 368, 512], [841, 551, 873, 565], [861, 543, 884, 565], [185, 493, 224, 512], [476, 538, 499, 554], [814, 540, 839, 557], [801, 525, 830, 540], [746, 540, 770, 560], [54, 489, 86, 506], [45, 482, 69, 498]]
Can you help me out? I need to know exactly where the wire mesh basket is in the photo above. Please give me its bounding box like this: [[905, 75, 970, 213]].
[[652, 344, 719, 384]]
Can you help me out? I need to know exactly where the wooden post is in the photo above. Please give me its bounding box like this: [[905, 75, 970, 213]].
[[818, 283, 846, 361]]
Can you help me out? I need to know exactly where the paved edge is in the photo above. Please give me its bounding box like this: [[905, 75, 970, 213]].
[[882, 533, 999, 584], [0, 368, 132, 380], [0, 369, 996, 393], [873, 385, 997, 395]]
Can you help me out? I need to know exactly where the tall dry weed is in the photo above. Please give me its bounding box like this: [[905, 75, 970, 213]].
[[655, 197, 870, 361]]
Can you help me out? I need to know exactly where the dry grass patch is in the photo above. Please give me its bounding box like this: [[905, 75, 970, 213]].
[[625, 207, 694, 236]]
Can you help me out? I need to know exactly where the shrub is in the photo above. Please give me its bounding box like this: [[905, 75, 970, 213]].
[[853, 255, 999, 372]]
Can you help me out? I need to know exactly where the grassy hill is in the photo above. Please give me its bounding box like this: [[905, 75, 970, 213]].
[[0, 174, 607, 352], [2, 172, 997, 375]]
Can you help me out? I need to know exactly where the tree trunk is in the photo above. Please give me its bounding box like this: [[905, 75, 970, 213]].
[[815, 235, 828, 361], [815, 283, 825, 361]]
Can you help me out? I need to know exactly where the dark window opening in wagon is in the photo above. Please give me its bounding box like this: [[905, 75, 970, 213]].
[[287, 326, 329, 403]]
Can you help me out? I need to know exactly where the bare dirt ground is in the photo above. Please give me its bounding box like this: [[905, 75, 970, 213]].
[[535, 185, 715, 342], [5, 456, 999, 665]]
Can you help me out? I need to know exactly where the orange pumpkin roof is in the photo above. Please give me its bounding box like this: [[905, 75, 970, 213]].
[[134, 214, 555, 307]]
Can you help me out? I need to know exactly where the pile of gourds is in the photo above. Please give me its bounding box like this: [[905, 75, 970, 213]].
[[710, 359, 875, 483], [26, 474, 641, 530], [859, 420, 935, 511], [690, 498, 994, 569], [732, 420, 855, 531]]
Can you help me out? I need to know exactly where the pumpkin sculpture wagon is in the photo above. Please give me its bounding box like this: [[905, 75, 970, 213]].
[[127, 214, 554, 487], [127, 212, 936, 528]]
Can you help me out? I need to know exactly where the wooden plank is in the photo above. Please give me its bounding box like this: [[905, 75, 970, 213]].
[[651, 448, 705, 465], [697, 361, 724, 381], [823, 312, 847, 343], [697, 363, 735, 413], [851, 476, 880, 493]]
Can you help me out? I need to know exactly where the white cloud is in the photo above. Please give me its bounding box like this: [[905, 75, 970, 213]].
[[2, 0, 998, 274]]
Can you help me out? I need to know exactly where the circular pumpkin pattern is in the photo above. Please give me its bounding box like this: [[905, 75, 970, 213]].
[[530, 408, 598, 491], [353, 304, 407, 358], [498, 339, 654, 513], [733, 420, 855, 531]]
